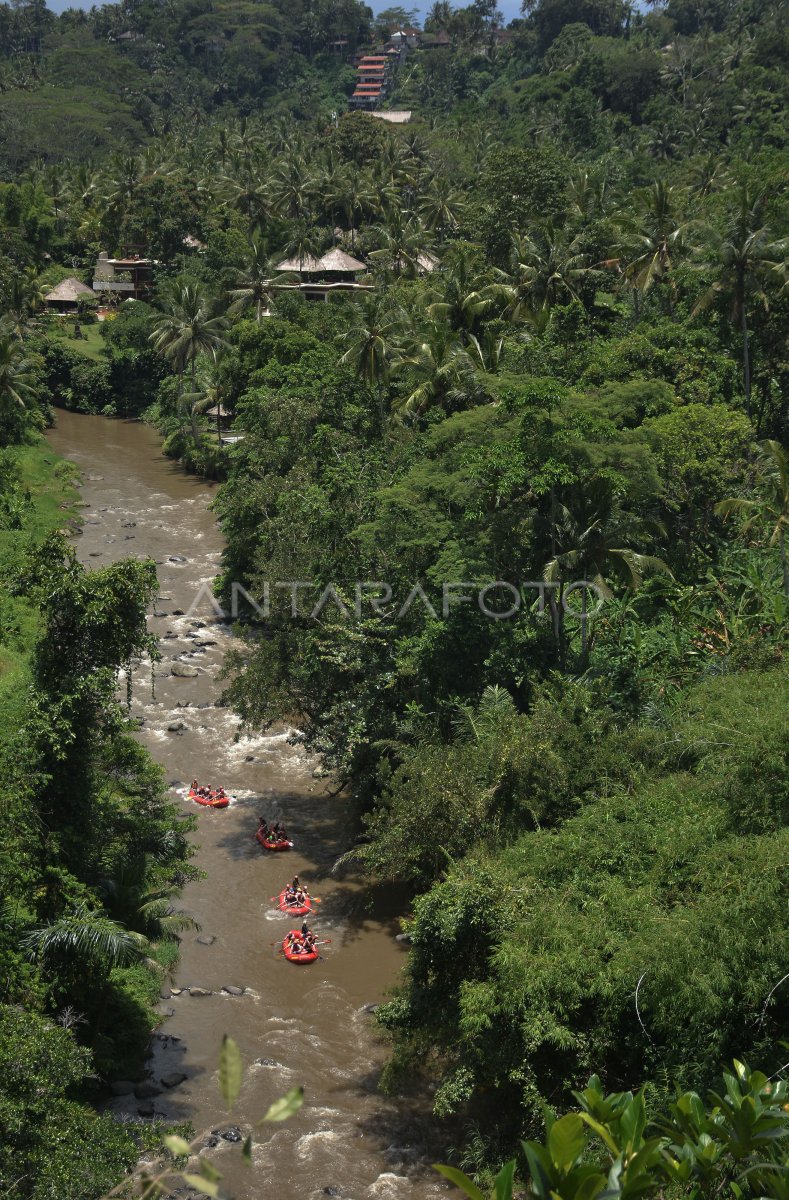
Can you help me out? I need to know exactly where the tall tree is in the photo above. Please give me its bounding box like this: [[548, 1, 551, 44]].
[[716, 440, 789, 600], [0, 333, 40, 444], [542, 475, 671, 664], [493, 225, 589, 321], [228, 237, 294, 320], [693, 185, 788, 413], [149, 278, 229, 398], [614, 180, 688, 312], [338, 297, 404, 424], [391, 322, 475, 418]]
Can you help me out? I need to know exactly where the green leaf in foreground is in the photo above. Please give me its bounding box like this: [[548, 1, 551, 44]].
[[548, 1112, 586, 1168], [433, 1164, 487, 1200], [163, 1134, 192, 1158], [258, 1085, 304, 1124], [219, 1034, 243, 1111], [182, 1175, 219, 1198]]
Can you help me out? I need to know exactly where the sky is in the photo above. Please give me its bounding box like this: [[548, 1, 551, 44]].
[[44, 0, 525, 21]]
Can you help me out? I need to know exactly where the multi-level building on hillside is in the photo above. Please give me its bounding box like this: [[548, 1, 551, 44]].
[[349, 55, 388, 110]]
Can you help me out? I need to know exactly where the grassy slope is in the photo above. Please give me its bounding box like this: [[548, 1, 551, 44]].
[[56, 322, 107, 362], [0, 440, 79, 701]]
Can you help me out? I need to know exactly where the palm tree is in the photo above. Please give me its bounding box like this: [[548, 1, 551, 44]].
[[327, 171, 377, 251], [282, 220, 322, 273], [45, 163, 67, 232], [418, 174, 466, 239], [569, 166, 619, 221], [182, 360, 233, 442], [367, 164, 399, 225], [222, 170, 272, 230], [425, 245, 495, 337], [542, 476, 672, 665], [98, 855, 198, 942], [367, 215, 432, 280], [102, 152, 143, 219], [391, 322, 476, 419], [228, 236, 294, 320], [692, 185, 789, 413], [1, 270, 45, 338], [425, 0, 451, 28], [493, 225, 589, 322], [715, 440, 789, 600], [23, 903, 158, 1042], [338, 298, 405, 424], [270, 156, 316, 222], [614, 180, 688, 312], [0, 333, 40, 439], [467, 327, 505, 374], [23, 903, 150, 968], [452, 684, 516, 743], [149, 278, 229, 400]]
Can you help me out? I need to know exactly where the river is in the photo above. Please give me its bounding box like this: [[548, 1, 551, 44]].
[[47, 411, 445, 1200]]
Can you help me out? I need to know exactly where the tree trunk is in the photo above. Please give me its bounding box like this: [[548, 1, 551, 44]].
[[739, 271, 751, 416], [377, 378, 385, 431], [781, 529, 789, 600], [190, 359, 199, 441]]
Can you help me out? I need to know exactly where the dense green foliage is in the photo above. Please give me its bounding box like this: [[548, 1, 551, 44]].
[[0, 412, 196, 1194], [437, 1057, 789, 1200], [0, 0, 788, 1189]]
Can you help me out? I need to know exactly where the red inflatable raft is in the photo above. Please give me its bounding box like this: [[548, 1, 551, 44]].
[[256, 829, 292, 851], [278, 889, 312, 916], [189, 789, 230, 809], [282, 930, 318, 964]]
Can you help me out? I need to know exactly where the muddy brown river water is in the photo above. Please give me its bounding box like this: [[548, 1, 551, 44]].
[[47, 411, 445, 1200]]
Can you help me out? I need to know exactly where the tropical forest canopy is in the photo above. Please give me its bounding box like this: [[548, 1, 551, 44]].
[[0, 0, 788, 1193]]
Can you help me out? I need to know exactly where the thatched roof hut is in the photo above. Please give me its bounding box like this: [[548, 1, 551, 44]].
[[275, 249, 366, 276], [275, 253, 323, 273], [315, 247, 366, 274], [44, 278, 96, 310]]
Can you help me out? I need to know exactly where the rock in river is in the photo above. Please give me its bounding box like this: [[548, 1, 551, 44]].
[[110, 1080, 136, 1096], [135, 1081, 162, 1099], [172, 663, 199, 678], [162, 1071, 188, 1089]]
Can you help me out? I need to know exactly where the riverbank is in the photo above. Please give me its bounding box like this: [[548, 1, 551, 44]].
[[3, 437, 197, 1082], [0, 432, 200, 1196]]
